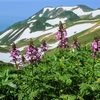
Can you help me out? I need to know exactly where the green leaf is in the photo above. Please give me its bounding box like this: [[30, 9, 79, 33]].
[[18, 93, 24, 100], [23, 96, 28, 100], [10, 74, 17, 78], [2, 80, 16, 88], [60, 94, 76, 100], [66, 95, 76, 100], [79, 83, 91, 95], [0, 94, 5, 99], [66, 78, 72, 85], [0, 72, 5, 78], [29, 90, 39, 100], [8, 82, 16, 88]]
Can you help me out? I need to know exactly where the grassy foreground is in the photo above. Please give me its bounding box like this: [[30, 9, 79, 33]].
[[0, 45, 100, 100]]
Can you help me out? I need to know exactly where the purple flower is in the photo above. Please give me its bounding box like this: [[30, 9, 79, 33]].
[[59, 37, 68, 50], [56, 29, 67, 41], [98, 48, 100, 52], [90, 34, 100, 59], [56, 21, 68, 50], [10, 43, 20, 63], [10, 43, 22, 70], [25, 38, 43, 64], [91, 40, 98, 52], [56, 31, 61, 41], [40, 40, 48, 52], [73, 40, 80, 49]]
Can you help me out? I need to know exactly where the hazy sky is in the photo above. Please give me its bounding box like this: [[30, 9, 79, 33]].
[[0, 0, 100, 18], [0, 0, 100, 31]]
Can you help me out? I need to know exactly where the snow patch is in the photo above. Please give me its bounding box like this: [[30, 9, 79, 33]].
[[92, 10, 100, 17], [14, 27, 58, 43], [56, 6, 77, 10], [8, 29, 19, 37], [0, 52, 11, 63], [39, 14, 43, 17], [67, 23, 96, 37], [31, 15, 36, 19], [0, 29, 13, 39], [50, 16, 53, 18], [73, 8, 100, 17], [46, 26, 52, 30], [46, 18, 67, 25], [27, 20, 36, 24], [29, 23, 34, 27], [9, 28, 25, 41], [73, 8, 91, 16], [43, 7, 54, 13]]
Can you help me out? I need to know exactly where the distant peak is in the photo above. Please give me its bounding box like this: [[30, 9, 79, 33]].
[[77, 5, 94, 11]]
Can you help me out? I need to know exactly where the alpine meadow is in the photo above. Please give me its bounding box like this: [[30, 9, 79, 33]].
[[0, 4, 100, 100]]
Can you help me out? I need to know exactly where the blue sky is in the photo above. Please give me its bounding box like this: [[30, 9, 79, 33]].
[[0, 0, 100, 18], [0, 0, 100, 31]]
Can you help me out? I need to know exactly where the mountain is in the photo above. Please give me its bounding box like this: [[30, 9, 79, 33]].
[[77, 5, 93, 12], [0, 5, 100, 63], [0, 5, 100, 46]]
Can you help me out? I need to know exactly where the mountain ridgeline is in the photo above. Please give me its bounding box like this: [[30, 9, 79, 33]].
[[0, 5, 100, 45]]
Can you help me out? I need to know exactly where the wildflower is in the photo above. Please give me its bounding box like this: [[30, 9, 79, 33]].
[[56, 21, 67, 41], [91, 34, 100, 52], [10, 43, 21, 70], [59, 37, 69, 50], [25, 38, 43, 64], [91, 34, 100, 59], [40, 40, 48, 52], [19, 55, 26, 67], [91, 41, 98, 52], [73, 37, 80, 49], [56, 21, 68, 50]]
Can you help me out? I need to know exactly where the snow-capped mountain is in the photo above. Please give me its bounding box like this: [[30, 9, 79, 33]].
[[0, 5, 100, 45], [0, 5, 100, 63]]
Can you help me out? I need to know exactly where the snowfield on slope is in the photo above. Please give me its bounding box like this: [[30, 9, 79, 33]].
[[46, 18, 67, 25], [0, 53, 11, 63], [73, 8, 100, 17], [56, 6, 77, 10], [0, 23, 96, 63], [0, 29, 13, 39], [14, 23, 96, 43], [67, 23, 96, 37]]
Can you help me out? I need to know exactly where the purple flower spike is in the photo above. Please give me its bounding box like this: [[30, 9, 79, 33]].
[[10, 43, 22, 70], [56, 21, 68, 50], [25, 38, 43, 64], [90, 34, 100, 59], [40, 40, 48, 52]]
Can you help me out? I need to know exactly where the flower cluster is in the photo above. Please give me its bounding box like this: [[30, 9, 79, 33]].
[[73, 37, 80, 49], [25, 38, 43, 64], [40, 40, 48, 52], [56, 21, 68, 50], [59, 37, 69, 50], [91, 35, 100, 52], [56, 29, 67, 41], [10, 38, 49, 70], [10, 43, 21, 70], [91, 34, 100, 59]]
